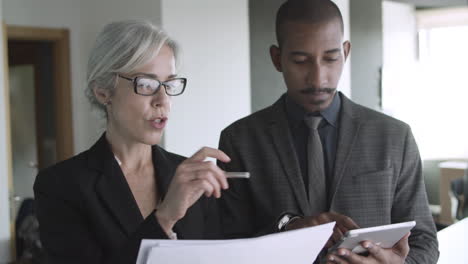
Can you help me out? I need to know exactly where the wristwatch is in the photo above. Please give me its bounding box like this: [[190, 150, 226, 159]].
[[277, 213, 302, 231]]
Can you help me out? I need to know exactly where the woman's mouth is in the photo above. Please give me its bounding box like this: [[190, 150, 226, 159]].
[[149, 117, 168, 129]]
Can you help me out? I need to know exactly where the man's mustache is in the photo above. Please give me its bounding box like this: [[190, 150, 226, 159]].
[[300, 87, 335, 94]]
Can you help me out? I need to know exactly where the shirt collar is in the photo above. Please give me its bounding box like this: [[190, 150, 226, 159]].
[[285, 92, 341, 128]]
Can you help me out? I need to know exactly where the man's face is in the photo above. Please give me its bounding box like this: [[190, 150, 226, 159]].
[[270, 19, 350, 113]]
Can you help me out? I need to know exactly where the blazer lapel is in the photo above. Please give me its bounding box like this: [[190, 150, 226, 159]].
[[268, 96, 312, 216], [151, 146, 176, 200], [152, 145, 188, 236], [329, 93, 362, 204], [89, 134, 144, 236]]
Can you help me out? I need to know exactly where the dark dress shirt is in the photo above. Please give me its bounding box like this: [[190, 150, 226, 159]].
[[284, 93, 341, 205]]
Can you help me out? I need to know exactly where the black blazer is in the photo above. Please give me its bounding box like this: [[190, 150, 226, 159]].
[[34, 134, 220, 264]]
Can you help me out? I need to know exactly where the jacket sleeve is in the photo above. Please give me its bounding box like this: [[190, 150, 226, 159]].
[[391, 127, 439, 264], [217, 129, 278, 239], [34, 170, 168, 264]]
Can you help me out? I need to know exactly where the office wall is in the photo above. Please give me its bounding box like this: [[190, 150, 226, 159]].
[[383, 1, 417, 67], [350, 0, 383, 110], [162, 0, 251, 156], [249, 0, 285, 112], [249, 0, 351, 113], [381, 0, 417, 117]]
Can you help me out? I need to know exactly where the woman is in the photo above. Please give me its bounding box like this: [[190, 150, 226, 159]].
[[33, 20, 230, 264]]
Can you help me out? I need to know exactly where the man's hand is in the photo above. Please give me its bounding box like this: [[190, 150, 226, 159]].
[[285, 212, 360, 248], [325, 232, 410, 264]]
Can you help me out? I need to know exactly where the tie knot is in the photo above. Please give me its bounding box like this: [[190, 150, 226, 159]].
[[304, 116, 322, 130]]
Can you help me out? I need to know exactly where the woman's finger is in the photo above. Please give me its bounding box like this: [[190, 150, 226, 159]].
[[192, 179, 215, 198], [177, 161, 229, 189], [194, 171, 222, 198], [189, 147, 231, 163]]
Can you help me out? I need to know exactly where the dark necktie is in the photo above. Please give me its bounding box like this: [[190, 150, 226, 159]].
[[304, 116, 327, 216]]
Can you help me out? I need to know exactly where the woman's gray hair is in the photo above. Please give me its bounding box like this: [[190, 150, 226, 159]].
[[85, 20, 180, 115]]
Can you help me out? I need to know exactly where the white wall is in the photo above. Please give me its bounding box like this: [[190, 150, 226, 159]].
[[381, 0, 417, 116], [162, 0, 251, 157], [0, 0, 13, 260], [349, 0, 383, 110], [249, 0, 285, 112], [383, 1, 417, 68]]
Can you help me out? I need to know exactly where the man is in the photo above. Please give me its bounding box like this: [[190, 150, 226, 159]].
[[218, 0, 438, 263]]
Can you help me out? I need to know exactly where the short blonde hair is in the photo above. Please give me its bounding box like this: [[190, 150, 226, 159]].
[[85, 20, 180, 115]]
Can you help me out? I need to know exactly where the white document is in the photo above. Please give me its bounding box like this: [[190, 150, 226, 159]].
[[137, 222, 335, 264]]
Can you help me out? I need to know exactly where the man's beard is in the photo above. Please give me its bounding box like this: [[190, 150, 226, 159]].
[[300, 87, 335, 94], [300, 87, 336, 105]]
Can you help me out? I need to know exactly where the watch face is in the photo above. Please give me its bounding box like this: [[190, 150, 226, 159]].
[[278, 214, 292, 230]]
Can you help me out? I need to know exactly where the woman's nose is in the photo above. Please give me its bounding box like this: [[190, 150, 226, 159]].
[[152, 86, 170, 108]]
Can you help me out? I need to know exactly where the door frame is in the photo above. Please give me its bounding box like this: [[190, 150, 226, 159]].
[[7, 25, 74, 161], [4, 24, 74, 260], [2, 21, 15, 262]]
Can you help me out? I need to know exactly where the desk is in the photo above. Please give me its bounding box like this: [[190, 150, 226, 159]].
[[438, 161, 467, 225], [437, 217, 468, 264]]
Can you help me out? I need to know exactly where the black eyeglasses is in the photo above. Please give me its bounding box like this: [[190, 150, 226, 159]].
[[118, 75, 187, 96]]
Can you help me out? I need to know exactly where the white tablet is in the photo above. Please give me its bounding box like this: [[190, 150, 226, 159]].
[[328, 221, 416, 254]]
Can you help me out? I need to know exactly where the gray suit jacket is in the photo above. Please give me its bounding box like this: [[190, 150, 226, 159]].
[[218, 92, 438, 264]]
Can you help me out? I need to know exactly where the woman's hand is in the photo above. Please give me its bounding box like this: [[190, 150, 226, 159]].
[[155, 147, 230, 235]]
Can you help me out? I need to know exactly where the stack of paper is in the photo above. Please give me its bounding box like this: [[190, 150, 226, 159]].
[[137, 222, 335, 264]]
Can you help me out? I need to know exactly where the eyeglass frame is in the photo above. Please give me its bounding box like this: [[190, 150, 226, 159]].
[[118, 74, 187, 96]]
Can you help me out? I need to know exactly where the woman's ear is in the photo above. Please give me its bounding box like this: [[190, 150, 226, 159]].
[[92, 82, 111, 105]]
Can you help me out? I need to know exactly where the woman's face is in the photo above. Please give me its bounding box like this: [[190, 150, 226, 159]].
[[107, 45, 176, 145]]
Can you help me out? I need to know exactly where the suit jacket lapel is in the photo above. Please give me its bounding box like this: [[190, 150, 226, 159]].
[[151, 146, 174, 200], [330, 93, 362, 204], [152, 145, 189, 237], [268, 96, 312, 216], [89, 134, 144, 236]]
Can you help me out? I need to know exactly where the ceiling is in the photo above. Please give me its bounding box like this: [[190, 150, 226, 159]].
[[392, 0, 468, 9]]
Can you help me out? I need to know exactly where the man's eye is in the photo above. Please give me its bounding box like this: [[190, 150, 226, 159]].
[[325, 57, 339, 62], [292, 57, 307, 64]]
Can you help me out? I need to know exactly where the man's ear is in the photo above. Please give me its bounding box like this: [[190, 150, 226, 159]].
[[92, 82, 111, 105], [270, 45, 283, 72], [343, 41, 351, 62]]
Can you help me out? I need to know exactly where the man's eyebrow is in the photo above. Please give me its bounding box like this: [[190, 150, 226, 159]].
[[325, 48, 341, 54], [289, 51, 309, 56], [289, 49, 341, 56]]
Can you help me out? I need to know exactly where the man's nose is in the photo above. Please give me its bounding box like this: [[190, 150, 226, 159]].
[[306, 64, 327, 89]]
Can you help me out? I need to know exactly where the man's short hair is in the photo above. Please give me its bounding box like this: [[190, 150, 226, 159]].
[[275, 0, 344, 47]]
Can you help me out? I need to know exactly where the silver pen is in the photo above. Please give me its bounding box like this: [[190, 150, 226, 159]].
[[225, 172, 250, 179]]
